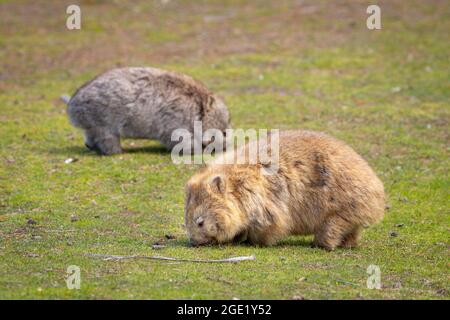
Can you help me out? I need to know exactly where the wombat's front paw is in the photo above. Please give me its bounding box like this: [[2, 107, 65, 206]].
[[95, 135, 122, 155], [311, 239, 337, 251], [339, 228, 361, 249], [98, 147, 123, 156]]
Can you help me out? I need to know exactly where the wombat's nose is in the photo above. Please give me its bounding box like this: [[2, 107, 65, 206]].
[[189, 239, 198, 247]]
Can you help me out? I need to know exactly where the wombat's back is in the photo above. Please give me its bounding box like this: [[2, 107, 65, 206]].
[[279, 130, 385, 226], [67, 67, 205, 128]]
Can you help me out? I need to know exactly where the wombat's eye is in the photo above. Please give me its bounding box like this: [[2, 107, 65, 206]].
[[195, 216, 204, 227]]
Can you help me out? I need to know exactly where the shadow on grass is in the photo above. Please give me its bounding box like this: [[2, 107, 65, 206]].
[[47, 145, 97, 157], [123, 145, 168, 154], [168, 237, 314, 249], [48, 144, 169, 156], [274, 237, 314, 248]]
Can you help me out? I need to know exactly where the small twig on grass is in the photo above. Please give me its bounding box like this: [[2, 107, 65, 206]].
[[85, 253, 256, 263]]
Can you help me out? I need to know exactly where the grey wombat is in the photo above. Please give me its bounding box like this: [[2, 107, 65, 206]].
[[62, 67, 230, 155]]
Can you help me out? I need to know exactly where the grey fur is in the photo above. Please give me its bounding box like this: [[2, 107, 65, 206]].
[[66, 67, 230, 155]]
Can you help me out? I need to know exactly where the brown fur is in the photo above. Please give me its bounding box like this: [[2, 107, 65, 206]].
[[184, 130, 385, 250]]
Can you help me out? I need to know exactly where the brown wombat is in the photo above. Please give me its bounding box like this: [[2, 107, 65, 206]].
[[185, 130, 385, 250], [62, 67, 230, 155]]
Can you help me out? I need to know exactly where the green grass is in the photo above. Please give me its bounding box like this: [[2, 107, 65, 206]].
[[0, 0, 448, 299]]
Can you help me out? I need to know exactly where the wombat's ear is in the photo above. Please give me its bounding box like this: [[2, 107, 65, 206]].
[[211, 175, 226, 193], [203, 96, 215, 114]]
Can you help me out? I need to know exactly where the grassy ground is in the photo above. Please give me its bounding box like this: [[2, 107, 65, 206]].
[[0, 0, 448, 299]]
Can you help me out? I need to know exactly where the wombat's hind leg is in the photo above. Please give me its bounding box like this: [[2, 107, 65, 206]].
[[91, 129, 122, 155], [313, 215, 356, 251], [339, 226, 362, 248]]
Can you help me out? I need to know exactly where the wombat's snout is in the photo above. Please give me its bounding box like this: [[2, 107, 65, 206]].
[[189, 239, 210, 247], [188, 239, 198, 247], [188, 236, 213, 247]]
